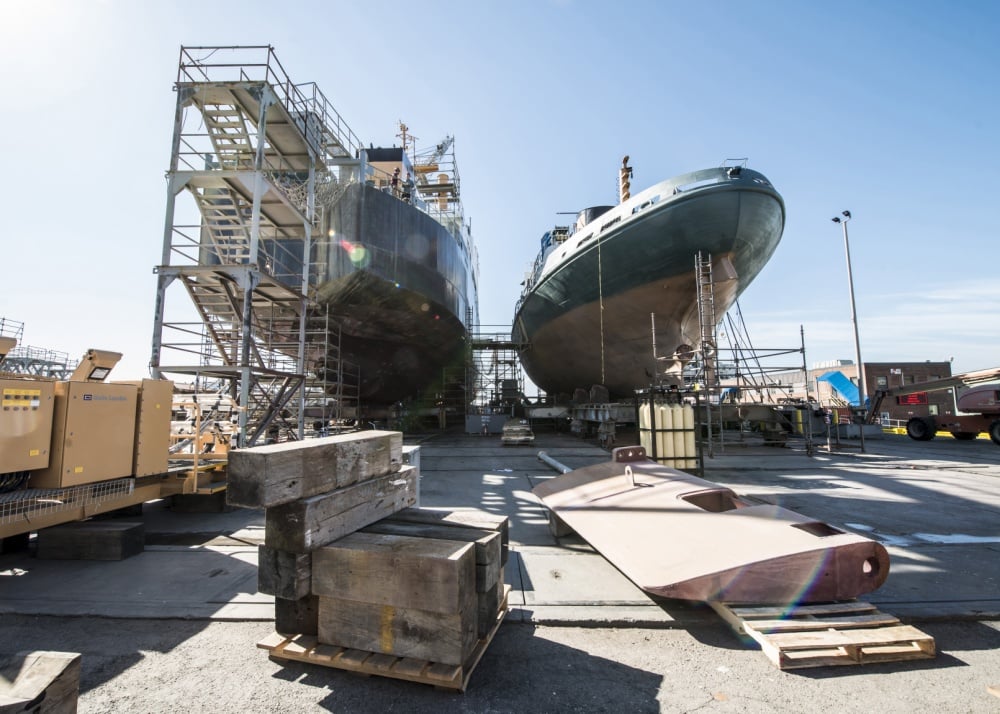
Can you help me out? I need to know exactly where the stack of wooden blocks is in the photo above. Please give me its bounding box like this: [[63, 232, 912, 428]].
[[227, 431, 509, 686]]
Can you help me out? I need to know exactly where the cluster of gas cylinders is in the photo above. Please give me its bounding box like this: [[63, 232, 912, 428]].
[[638, 402, 697, 469]]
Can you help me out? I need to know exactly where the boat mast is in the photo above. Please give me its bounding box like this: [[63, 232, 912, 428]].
[[619, 156, 632, 203]]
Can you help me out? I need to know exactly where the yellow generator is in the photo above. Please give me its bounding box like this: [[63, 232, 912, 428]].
[[0, 343, 177, 539], [28, 380, 139, 489], [0, 375, 56, 478], [24, 350, 172, 489], [123, 378, 174, 477]]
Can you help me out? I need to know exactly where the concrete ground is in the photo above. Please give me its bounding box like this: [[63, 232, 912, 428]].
[[2, 429, 999, 711]]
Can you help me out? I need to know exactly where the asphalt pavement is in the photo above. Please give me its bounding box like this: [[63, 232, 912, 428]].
[[2, 429, 999, 624], [3, 428, 1000, 712]]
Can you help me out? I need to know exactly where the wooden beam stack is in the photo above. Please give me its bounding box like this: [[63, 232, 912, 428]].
[[228, 430, 415, 635], [362, 508, 509, 639], [228, 431, 509, 682]]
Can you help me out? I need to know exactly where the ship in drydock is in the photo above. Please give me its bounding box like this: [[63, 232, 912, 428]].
[[151, 46, 479, 432], [314, 131, 479, 405], [512, 161, 784, 398]]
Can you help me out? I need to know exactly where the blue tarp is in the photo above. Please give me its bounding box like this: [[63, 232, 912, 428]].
[[818, 370, 860, 406]]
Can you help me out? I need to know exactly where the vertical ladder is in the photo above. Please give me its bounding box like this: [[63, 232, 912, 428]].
[[696, 252, 718, 391], [696, 252, 718, 455]]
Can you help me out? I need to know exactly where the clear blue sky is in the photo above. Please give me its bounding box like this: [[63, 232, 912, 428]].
[[2, 0, 997, 381]]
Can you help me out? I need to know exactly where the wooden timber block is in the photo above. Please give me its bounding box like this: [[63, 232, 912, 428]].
[[317, 597, 477, 667], [711, 601, 936, 670], [313, 533, 477, 666], [360, 520, 503, 638], [36, 521, 144, 561], [401, 444, 420, 470], [360, 520, 501, 592], [227, 431, 403, 509], [169, 491, 229, 513], [477, 570, 505, 638], [384, 507, 509, 567], [257, 546, 311, 600], [312, 532, 476, 613], [275, 595, 319, 637], [258, 586, 509, 692], [0, 650, 81, 714], [264, 466, 417, 553]]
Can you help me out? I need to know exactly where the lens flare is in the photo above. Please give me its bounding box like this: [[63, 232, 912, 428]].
[[338, 239, 369, 266]]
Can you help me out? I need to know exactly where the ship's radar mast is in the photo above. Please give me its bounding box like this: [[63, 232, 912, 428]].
[[619, 156, 633, 203], [397, 121, 416, 154]]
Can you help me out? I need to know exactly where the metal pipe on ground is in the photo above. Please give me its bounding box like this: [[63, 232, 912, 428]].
[[536, 452, 575, 537], [537, 451, 572, 474]]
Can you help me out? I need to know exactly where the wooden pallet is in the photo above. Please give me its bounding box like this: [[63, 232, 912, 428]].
[[258, 586, 509, 692], [710, 600, 936, 670]]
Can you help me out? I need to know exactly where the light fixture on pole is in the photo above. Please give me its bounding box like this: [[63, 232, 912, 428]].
[[831, 210, 866, 452]]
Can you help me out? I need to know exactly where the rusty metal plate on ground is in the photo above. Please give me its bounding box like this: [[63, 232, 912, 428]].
[[532, 446, 889, 604]]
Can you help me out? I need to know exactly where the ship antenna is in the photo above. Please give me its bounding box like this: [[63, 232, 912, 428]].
[[397, 121, 417, 158]]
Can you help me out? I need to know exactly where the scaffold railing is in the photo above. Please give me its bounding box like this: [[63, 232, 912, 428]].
[[0, 317, 24, 341], [177, 45, 362, 166]]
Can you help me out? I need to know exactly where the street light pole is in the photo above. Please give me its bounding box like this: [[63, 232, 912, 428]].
[[832, 210, 866, 453]]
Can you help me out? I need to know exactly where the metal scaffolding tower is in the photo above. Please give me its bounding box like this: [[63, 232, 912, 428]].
[[150, 46, 361, 446], [469, 330, 526, 412]]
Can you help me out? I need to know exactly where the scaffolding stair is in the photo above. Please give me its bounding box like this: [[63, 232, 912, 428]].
[[191, 186, 253, 264], [202, 103, 256, 170]]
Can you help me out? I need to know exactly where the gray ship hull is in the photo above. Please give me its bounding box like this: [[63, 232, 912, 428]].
[[513, 167, 784, 398], [316, 182, 477, 404]]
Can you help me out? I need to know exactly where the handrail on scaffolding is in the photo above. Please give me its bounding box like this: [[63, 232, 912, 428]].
[[177, 45, 362, 164]]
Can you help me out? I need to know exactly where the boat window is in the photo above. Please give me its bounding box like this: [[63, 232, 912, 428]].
[[600, 215, 621, 232], [631, 195, 661, 215], [578, 233, 593, 244]]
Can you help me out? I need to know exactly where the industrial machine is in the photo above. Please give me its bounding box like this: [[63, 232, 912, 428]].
[[866, 367, 1000, 445], [0, 347, 174, 539], [902, 384, 1000, 445], [0, 336, 56, 488]]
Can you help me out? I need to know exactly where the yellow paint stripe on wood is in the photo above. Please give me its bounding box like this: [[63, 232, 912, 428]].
[[380, 605, 395, 653]]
